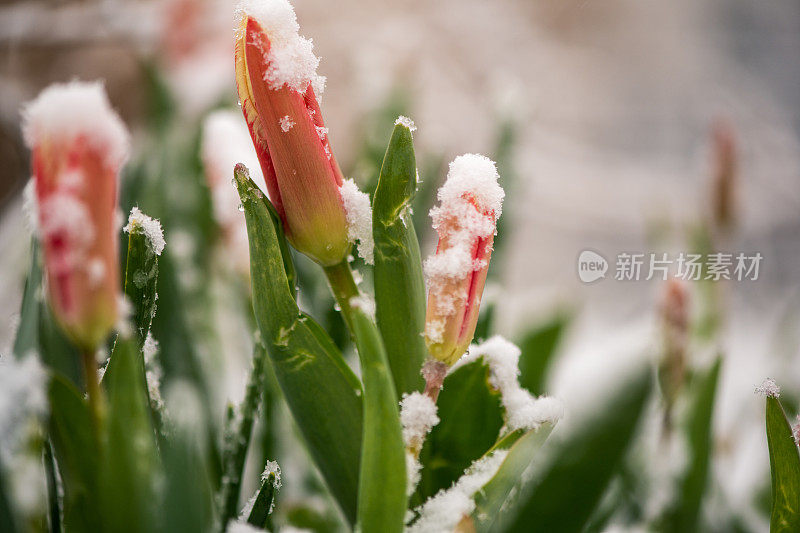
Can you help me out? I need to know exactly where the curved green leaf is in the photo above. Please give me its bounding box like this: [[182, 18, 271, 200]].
[[472, 424, 554, 532], [234, 166, 363, 524], [500, 366, 652, 532], [766, 395, 800, 532], [372, 121, 427, 396]]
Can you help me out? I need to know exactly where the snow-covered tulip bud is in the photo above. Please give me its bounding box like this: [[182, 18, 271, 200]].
[[201, 110, 268, 276], [22, 81, 129, 351], [423, 154, 504, 367], [234, 0, 353, 267]]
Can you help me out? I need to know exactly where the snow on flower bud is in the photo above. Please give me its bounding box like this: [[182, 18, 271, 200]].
[[423, 154, 504, 366], [201, 110, 267, 275], [234, 0, 354, 266], [22, 81, 129, 351]]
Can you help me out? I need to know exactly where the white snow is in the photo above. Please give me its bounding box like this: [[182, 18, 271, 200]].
[[437, 154, 504, 219], [0, 354, 47, 462], [143, 332, 165, 412], [400, 392, 440, 450], [457, 336, 564, 432], [339, 178, 374, 264], [226, 521, 262, 533], [21, 80, 130, 168], [793, 415, 800, 446], [406, 451, 422, 497], [124, 207, 166, 256], [755, 378, 780, 398], [279, 114, 295, 132], [115, 294, 133, 337], [22, 180, 38, 236], [349, 294, 375, 320], [395, 115, 417, 132], [408, 450, 508, 533], [237, 0, 326, 96], [261, 460, 282, 489], [86, 257, 106, 287]]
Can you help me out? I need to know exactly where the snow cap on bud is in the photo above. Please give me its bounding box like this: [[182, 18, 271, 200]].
[[22, 80, 129, 351], [423, 154, 504, 366], [234, 0, 353, 266]]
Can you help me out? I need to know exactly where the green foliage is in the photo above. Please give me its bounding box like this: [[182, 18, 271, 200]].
[[471, 424, 554, 532], [372, 121, 427, 397], [517, 315, 570, 395], [47, 375, 100, 532], [418, 360, 504, 500], [233, 166, 363, 524], [765, 395, 800, 532], [500, 367, 653, 532], [246, 470, 280, 528], [122, 218, 160, 346], [219, 342, 269, 528], [348, 300, 407, 533], [657, 356, 722, 531], [101, 336, 159, 533]]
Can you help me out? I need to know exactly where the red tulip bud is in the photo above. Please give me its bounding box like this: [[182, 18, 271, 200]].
[[234, 0, 352, 266], [22, 81, 129, 351], [423, 154, 504, 366]]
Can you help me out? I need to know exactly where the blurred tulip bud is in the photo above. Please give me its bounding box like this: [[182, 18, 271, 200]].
[[658, 279, 689, 422], [423, 154, 504, 366], [201, 110, 267, 276], [710, 118, 737, 232], [234, 0, 352, 266], [22, 81, 129, 351]]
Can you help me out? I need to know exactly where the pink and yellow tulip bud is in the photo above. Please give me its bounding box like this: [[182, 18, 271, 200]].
[[234, 0, 351, 266], [423, 154, 505, 366], [22, 81, 129, 351]]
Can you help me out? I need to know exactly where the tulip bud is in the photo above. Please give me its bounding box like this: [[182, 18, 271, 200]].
[[709, 118, 737, 232], [423, 154, 504, 366], [234, 0, 352, 266], [22, 81, 129, 351], [658, 279, 689, 419]]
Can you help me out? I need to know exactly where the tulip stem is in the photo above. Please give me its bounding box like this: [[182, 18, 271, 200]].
[[421, 360, 448, 403], [323, 260, 361, 335]]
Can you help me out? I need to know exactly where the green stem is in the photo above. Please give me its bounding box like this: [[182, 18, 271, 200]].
[[218, 342, 268, 530], [323, 260, 360, 334]]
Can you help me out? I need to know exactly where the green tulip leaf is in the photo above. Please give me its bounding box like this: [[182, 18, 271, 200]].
[[372, 121, 427, 396]]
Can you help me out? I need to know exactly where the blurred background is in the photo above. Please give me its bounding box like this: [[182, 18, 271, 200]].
[[1, 0, 800, 530]]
